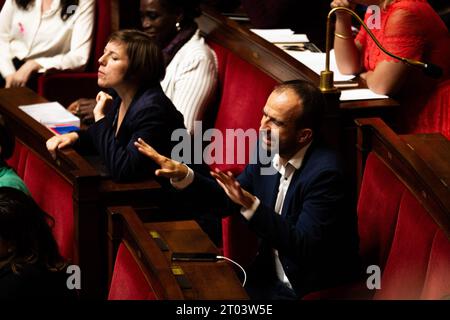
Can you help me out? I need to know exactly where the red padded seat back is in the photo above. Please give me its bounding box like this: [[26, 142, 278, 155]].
[[88, 0, 112, 72], [374, 190, 438, 300], [207, 41, 229, 88], [5, 139, 21, 173], [357, 153, 406, 269], [22, 151, 74, 260], [108, 242, 157, 300], [210, 49, 277, 174], [205, 41, 277, 264], [5, 139, 28, 177], [420, 230, 450, 300]]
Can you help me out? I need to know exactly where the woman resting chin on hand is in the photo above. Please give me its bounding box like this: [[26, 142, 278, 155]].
[[46, 30, 186, 182]]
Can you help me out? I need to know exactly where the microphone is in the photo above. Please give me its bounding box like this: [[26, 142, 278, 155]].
[[320, 7, 443, 93]]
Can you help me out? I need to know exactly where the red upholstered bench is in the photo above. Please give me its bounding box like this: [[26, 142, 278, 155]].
[[197, 7, 322, 267], [1, 118, 104, 299], [7, 139, 74, 260], [303, 118, 450, 300], [206, 41, 277, 266], [359, 153, 449, 299], [107, 207, 188, 300], [108, 242, 157, 300]]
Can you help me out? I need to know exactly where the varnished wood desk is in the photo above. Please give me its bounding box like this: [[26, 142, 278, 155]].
[[108, 207, 248, 300], [401, 133, 450, 189], [146, 220, 248, 300], [355, 118, 450, 236]]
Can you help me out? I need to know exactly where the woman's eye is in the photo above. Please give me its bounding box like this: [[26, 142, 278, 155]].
[[141, 12, 158, 20]]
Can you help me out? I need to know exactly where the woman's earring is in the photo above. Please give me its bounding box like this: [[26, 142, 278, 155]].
[[175, 22, 181, 32]]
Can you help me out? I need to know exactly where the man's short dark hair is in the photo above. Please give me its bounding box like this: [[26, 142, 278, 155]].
[[108, 30, 166, 87], [274, 80, 326, 134]]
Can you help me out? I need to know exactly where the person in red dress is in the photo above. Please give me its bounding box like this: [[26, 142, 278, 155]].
[[332, 0, 450, 139]]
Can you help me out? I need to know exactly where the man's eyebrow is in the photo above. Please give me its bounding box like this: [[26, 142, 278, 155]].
[[264, 109, 284, 124]]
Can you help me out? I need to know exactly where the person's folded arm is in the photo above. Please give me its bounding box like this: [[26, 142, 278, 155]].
[[34, 0, 95, 72], [332, 0, 362, 75]]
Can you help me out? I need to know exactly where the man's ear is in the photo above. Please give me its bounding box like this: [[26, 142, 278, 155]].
[[297, 128, 313, 144]]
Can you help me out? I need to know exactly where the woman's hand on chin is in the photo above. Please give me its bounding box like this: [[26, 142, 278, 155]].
[[93, 91, 113, 122]]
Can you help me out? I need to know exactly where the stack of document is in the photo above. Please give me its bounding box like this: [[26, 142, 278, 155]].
[[284, 49, 389, 100], [339, 89, 388, 101], [250, 29, 309, 43], [284, 49, 355, 82], [19, 102, 80, 134]]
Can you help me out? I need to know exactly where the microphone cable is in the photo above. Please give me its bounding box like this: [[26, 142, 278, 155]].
[[217, 255, 247, 287]]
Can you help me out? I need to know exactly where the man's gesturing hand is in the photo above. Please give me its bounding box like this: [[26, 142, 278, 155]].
[[134, 138, 188, 180], [211, 168, 256, 209]]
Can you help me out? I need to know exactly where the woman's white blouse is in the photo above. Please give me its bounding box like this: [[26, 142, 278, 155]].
[[161, 30, 218, 134], [0, 0, 95, 77]]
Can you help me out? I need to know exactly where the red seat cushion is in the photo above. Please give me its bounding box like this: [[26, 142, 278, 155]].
[[357, 153, 406, 269], [420, 230, 450, 300], [108, 242, 157, 300], [374, 190, 438, 300], [22, 151, 74, 260]]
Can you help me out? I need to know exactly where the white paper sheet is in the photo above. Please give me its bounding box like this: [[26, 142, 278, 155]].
[[250, 29, 309, 43], [284, 49, 355, 82], [19, 102, 80, 127], [339, 89, 389, 101]]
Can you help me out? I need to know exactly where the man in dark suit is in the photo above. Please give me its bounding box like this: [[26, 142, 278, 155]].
[[135, 80, 360, 299]]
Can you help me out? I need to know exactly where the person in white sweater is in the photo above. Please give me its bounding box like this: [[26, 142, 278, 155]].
[[69, 0, 218, 134], [0, 0, 95, 88]]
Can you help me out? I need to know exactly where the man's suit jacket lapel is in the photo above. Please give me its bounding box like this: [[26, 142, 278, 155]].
[[280, 169, 301, 219], [279, 143, 316, 219], [262, 171, 281, 211]]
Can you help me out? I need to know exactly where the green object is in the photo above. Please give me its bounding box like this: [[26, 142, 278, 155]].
[[0, 166, 30, 195]]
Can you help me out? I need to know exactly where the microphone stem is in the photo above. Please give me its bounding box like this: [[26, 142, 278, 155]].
[[328, 7, 425, 68], [325, 11, 333, 72]]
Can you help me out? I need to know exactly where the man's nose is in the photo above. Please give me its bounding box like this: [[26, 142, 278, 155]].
[[260, 116, 269, 130]]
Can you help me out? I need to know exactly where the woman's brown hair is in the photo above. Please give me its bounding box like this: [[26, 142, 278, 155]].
[[0, 187, 67, 274], [108, 29, 166, 87]]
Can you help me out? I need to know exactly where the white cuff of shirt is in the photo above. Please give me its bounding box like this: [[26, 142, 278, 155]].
[[240, 197, 261, 221], [170, 165, 194, 190]]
